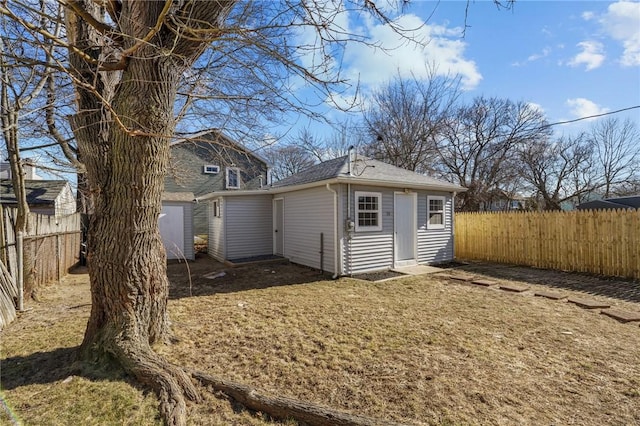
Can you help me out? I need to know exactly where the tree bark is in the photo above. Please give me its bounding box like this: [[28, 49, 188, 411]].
[[64, 1, 237, 424], [192, 371, 408, 426]]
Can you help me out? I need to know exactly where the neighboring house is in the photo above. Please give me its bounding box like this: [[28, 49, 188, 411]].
[[164, 129, 269, 236], [159, 192, 195, 260], [0, 161, 41, 180], [200, 154, 466, 276], [0, 180, 76, 217], [576, 196, 640, 211], [480, 190, 533, 211]]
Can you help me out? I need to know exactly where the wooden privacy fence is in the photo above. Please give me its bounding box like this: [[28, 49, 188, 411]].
[[0, 207, 81, 329], [455, 209, 640, 280]]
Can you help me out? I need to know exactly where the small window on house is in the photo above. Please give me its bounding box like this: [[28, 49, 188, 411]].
[[355, 191, 382, 232], [203, 165, 220, 174], [212, 200, 221, 217], [226, 167, 240, 189], [427, 196, 445, 229]]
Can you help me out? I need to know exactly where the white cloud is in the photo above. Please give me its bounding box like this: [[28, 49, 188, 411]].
[[568, 41, 606, 70], [582, 11, 596, 21], [341, 14, 482, 91], [528, 47, 551, 62], [566, 98, 609, 119], [599, 0, 640, 66]]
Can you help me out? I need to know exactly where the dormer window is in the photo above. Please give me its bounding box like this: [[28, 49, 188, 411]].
[[226, 167, 240, 189], [203, 164, 220, 174]]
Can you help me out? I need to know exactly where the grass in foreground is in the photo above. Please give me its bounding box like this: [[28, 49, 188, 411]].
[[1, 260, 639, 425]]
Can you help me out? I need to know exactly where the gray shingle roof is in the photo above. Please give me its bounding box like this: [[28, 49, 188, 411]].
[[271, 156, 466, 192], [577, 196, 640, 210], [0, 180, 68, 205]]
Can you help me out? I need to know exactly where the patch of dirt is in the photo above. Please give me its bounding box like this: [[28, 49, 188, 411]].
[[352, 270, 406, 281]]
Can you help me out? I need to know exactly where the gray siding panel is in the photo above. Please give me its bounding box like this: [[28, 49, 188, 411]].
[[225, 195, 273, 260], [417, 191, 454, 264], [342, 185, 395, 274], [281, 187, 335, 272], [166, 140, 269, 235], [161, 201, 195, 260], [183, 202, 194, 260], [208, 199, 225, 261]]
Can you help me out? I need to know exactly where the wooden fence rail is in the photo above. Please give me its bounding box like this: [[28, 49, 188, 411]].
[[454, 209, 640, 280], [0, 206, 81, 330]]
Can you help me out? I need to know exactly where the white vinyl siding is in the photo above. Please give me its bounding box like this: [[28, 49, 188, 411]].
[[208, 198, 225, 261], [224, 195, 273, 260], [343, 186, 394, 274], [418, 192, 454, 264], [55, 184, 77, 216], [281, 187, 335, 272]]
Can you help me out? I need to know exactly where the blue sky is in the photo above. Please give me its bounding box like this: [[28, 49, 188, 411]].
[[294, 0, 640, 139]]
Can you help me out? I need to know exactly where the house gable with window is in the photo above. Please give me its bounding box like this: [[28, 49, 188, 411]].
[[199, 154, 465, 276], [164, 129, 269, 235]]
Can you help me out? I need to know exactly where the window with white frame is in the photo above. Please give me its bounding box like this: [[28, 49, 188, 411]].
[[203, 164, 220, 174], [427, 196, 445, 229], [226, 167, 240, 189], [355, 191, 382, 232]]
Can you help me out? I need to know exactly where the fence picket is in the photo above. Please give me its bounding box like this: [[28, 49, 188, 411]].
[[455, 209, 640, 280], [0, 209, 81, 329]]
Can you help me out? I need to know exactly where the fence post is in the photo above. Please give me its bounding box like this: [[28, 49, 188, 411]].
[[16, 231, 23, 311]]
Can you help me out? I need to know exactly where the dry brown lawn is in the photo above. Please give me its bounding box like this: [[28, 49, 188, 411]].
[[1, 256, 639, 425]]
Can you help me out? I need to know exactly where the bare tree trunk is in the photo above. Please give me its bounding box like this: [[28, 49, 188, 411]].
[[65, 3, 203, 424]]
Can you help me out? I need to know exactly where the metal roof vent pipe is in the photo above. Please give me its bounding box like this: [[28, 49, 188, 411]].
[[347, 145, 355, 176]]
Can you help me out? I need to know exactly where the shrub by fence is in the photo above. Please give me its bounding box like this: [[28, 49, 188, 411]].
[[455, 209, 640, 280]]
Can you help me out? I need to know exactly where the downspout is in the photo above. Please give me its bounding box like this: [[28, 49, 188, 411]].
[[326, 183, 340, 279], [452, 192, 457, 260]]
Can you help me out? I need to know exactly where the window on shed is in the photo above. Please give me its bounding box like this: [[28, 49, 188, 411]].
[[226, 167, 240, 189], [427, 196, 445, 229], [212, 200, 221, 217], [355, 191, 382, 232]]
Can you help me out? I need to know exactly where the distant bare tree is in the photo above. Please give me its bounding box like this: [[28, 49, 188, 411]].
[[436, 97, 550, 211], [264, 130, 316, 181], [588, 118, 640, 198], [518, 134, 596, 210], [363, 70, 460, 173], [296, 120, 363, 162]]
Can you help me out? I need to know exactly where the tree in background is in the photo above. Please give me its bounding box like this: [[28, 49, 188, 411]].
[[263, 129, 316, 181], [436, 97, 550, 211], [0, 4, 61, 233], [363, 70, 460, 173], [588, 118, 640, 198], [303, 120, 363, 162], [518, 134, 596, 210]]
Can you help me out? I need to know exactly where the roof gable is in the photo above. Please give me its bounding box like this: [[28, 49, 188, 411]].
[[171, 129, 268, 166]]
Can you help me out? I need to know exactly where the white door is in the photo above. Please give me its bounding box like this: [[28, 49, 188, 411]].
[[394, 193, 417, 267], [159, 205, 184, 260], [273, 199, 284, 256]]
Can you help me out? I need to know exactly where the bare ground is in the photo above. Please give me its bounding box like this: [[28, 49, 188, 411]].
[[1, 255, 639, 425]]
